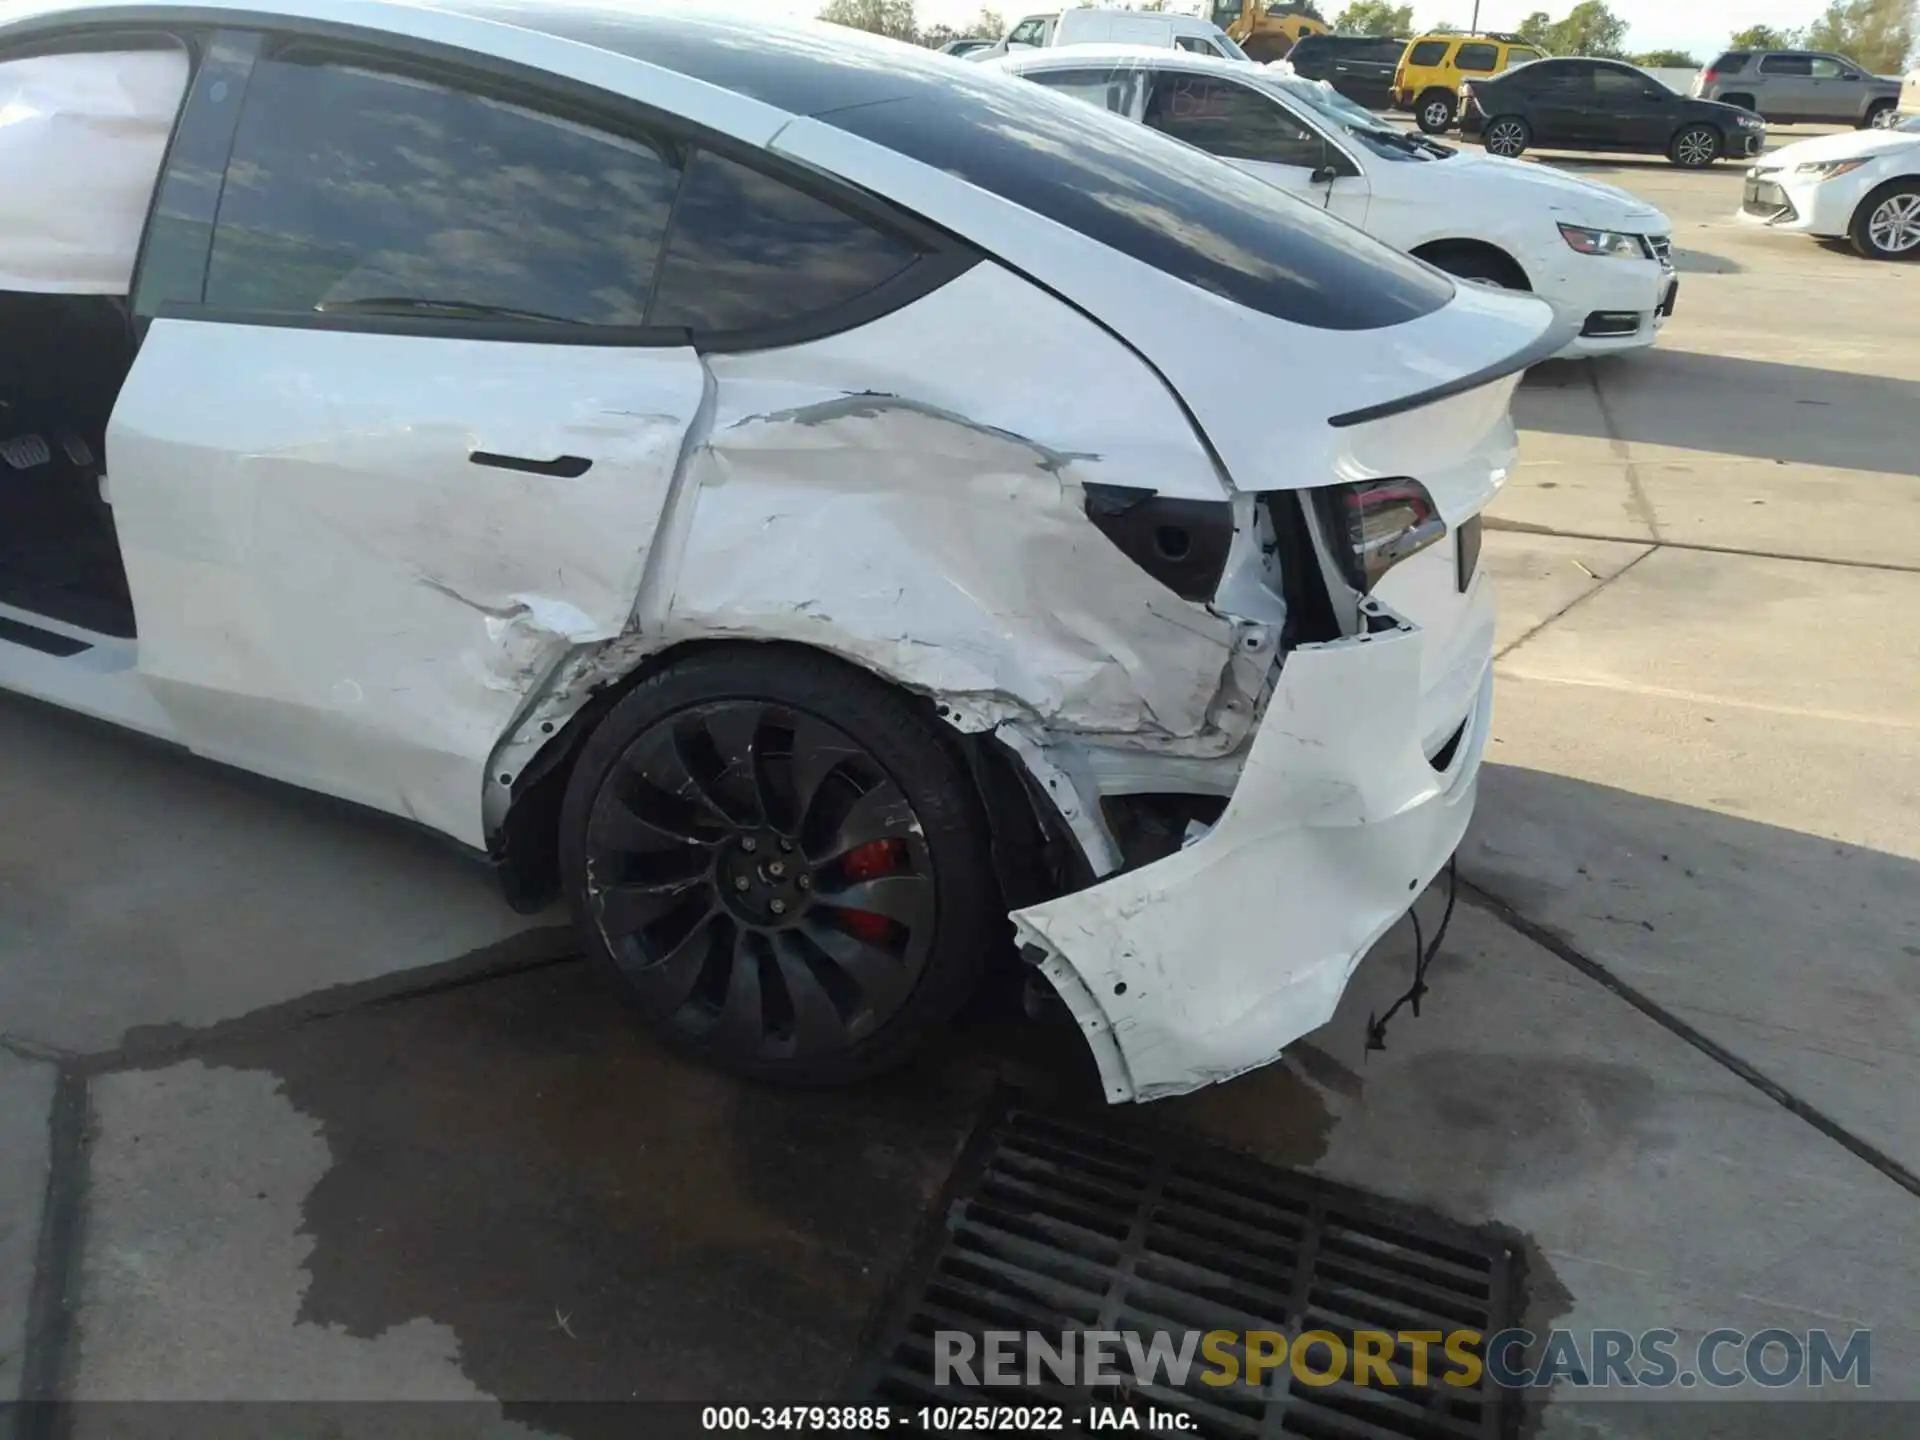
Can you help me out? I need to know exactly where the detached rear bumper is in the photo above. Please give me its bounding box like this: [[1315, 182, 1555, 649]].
[[1012, 596, 1493, 1103]]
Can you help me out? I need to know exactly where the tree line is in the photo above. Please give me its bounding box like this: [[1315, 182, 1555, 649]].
[[1329, 0, 1913, 73], [820, 0, 1916, 72]]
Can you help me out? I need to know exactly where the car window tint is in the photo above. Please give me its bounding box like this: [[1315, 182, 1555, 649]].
[[1008, 17, 1048, 44], [1454, 43, 1498, 72], [648, 148, 919, 335], [458, 6, 1453, 330], [206, 57, 677, 323], [1592, 66, 1650, 101], [1144, 74, 1325, 167], [1174, 36, 1221, 55], [1712, 51, 1750, 70], [1407, 40, 1448, 65], [1024, 65, 1139, 114], [1760, 54, 1812, 75], [1507, 46, 1544, 65], [1532, 61, 1594, 94]]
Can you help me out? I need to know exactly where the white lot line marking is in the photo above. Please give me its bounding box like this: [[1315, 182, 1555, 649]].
[[1490, 670, 1918, 732]]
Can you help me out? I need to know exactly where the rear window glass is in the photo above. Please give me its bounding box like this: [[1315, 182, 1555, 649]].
[[1023, 65, 1139, 114], [442, 5, 1452, 331], [1455, 43, 1498, 72], [1711, 51, 1749, 70], [648, 149, 920, 335], [1407, 40, 1448, 66], [826, 78, 1450, 330]]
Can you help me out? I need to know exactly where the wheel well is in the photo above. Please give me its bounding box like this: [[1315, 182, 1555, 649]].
[[1417, 86, 1454, 107], [486, 637, 1090, 917], [1851, 176, 1920, 233], [1411, 238, 1532, 291]]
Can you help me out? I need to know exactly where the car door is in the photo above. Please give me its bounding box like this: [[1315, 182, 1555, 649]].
[[1758, 53, 1816, 119], [1143, 69, 1369, 226], [1807, 54, 1860, 122], [1590, 63, 1671, 150], [106, 40, 917, 847], [1524, 61, 1599, 146]]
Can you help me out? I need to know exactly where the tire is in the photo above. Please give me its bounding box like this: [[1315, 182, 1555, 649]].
[[1415, 89, 1456, 134], [1670, 123, 1721, 168], [560, 645, 1000, 1086], [1423, 246, 1528, 290], [1864, 100, 1897, 130], [1850, 180, 1920, 260], [1481, 115, 1530, 158]]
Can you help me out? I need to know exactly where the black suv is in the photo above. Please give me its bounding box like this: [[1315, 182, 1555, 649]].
[[1459, 57, 1769, 167], [1284, 33, 1404, 110]]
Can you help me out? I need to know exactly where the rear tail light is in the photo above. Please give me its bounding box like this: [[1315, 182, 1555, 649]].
[[1314, 478, 1447, 593]]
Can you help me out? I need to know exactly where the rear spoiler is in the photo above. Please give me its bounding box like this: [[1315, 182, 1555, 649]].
[[1327, 313, 1580, 429]]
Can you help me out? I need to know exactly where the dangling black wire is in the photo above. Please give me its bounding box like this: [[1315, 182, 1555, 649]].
[[1366, 855, 1459, 1054]]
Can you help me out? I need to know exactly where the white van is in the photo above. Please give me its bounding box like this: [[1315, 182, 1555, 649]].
[[971, 9, 1252, 62]]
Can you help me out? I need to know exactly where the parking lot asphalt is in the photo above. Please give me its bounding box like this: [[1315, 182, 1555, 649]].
[[4, 134, 1917, 1431]]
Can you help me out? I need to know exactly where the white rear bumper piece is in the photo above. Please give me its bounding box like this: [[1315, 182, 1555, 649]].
[[1012, 597, 1493, 1103]]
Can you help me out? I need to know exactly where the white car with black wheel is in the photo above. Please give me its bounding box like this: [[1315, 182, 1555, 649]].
[[992, 46, 1679, 355], [1738, 115, 1920, 260], [0, 0, 1564, 1100]]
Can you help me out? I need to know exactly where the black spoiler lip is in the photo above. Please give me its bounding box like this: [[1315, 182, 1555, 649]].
[[1326, 313, 1582, 429]]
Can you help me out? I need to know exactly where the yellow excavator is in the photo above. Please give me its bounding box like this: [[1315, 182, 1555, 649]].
[[1206, 0, 1328, 62]]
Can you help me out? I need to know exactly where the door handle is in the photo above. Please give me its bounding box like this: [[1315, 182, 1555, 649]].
[[469, 450, 593, 478]]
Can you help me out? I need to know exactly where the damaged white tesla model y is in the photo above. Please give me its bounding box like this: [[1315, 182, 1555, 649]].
[[0, 0, 1562, 1099]]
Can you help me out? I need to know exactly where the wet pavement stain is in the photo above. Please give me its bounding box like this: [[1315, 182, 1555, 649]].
[[177, 960, 1102, 1428]]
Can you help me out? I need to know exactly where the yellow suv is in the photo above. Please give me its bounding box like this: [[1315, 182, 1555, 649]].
[[1395, 32, 1548, 133]]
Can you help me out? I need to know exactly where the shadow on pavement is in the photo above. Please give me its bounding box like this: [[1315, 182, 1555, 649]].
[[1518, 349, 1920, 473]]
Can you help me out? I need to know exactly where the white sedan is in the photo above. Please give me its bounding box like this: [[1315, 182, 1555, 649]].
[[1738, 116, 1920, 260], [992, 45, 1681, 356], [0, 0, 1561, 1099]]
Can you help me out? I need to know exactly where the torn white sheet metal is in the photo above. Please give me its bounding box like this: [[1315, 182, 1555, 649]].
[[658, 397, 1247, 741], [1012, 602, 1494, 1103], [0, 47, 188, 293]]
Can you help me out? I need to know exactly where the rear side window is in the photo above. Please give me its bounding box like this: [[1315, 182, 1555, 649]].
[[1023, 65, 1140, 114], [1174, 36, 1226, 55], [1455, 43, 1498, 72], [648, 149, 919, 334], [1407, 40, 1448, 66], [1515, 60, 1591, 94], [1710, 51, 1750, 71], [1144, 74, 1326, 167], [1506, 46, 1544, 65], [1007, 16, 1049, 45], [206, 56, 677, 323], [1592, 66, 1650, 101], [1760, 53, 1813, 75]]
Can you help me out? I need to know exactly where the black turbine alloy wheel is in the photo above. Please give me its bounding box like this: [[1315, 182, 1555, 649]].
[[560, 648, 997, 1083]]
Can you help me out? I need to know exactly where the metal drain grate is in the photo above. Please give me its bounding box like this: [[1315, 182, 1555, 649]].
[[847, 1096, 1524, 1439]]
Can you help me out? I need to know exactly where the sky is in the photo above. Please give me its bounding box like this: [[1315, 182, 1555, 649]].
[[758, 0, 1859, 65]]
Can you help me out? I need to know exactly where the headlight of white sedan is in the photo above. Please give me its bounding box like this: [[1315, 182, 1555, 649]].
[[1557, 223, 1645, 259], [1793, 158, 1869, 180]]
